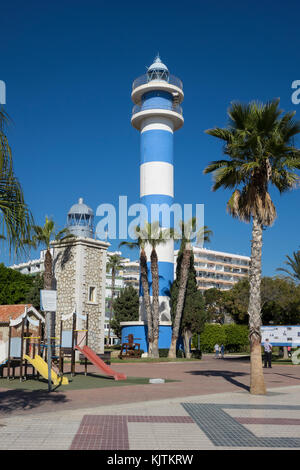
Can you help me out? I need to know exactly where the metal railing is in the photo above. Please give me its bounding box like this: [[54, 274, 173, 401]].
[[132, 103, 183, 116], [132, 73, 183, 91]]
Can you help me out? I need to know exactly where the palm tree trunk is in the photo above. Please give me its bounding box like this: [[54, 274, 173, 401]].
[[140, 249, 154, 356], [248, 216, 266, 395], [183, 328, 192, 359], [43, 248, 52, 290], [43, 248, 55, 344], [43, 248, 55, 374], [151, 248, 160, 359], [108, 268, 115, 345], [168, 245, 191, 358]]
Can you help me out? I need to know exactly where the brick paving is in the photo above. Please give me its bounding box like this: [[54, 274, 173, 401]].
[[0, 355, 299, 450], [1, 355, 299, 416]]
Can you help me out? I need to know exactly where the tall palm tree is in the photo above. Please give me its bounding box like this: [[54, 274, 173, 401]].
[[0, 109, 33, 256], [30, 216, 73, 349], [140, 221, 173, 358], [168, 220, 212, 358], [204, 99, 300, 395], [120, 227, 154, 356], [106, 254, 124, 344], [121, 222, 172, 358], [277, 250, 300, 283]]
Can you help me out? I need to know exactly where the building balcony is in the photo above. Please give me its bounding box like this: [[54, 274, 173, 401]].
[[132, 103, 183, 116], [131, 103, 184, 131], [131, 74, 184, 107], [132, 73, 183, 92]]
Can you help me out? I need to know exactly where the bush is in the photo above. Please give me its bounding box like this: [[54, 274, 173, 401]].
[[199, 323, 249, 353], [176, 349, 185, 358], [200, 324, 226, 353], [223, 324, 249, 352], [159, 348, 169, 358], [191, 349, 202, 359]]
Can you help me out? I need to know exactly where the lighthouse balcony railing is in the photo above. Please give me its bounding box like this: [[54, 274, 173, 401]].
[[132, 103, 183, 116], [132, 74, 183, 91]]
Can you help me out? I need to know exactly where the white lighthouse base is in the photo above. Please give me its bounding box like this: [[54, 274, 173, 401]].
[[139, 296, 171, 323]]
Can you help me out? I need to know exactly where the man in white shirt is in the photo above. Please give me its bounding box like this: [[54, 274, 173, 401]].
[[263, 338, 272, 368], [214, 343, 220, 359]]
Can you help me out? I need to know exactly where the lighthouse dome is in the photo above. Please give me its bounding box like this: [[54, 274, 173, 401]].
[[147, 55, 169, 82], [67, 197, 94, 238], [148, 55, 169, 72]]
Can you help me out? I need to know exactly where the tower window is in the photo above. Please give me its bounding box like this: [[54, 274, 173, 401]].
[[88, 286, 96, 303]]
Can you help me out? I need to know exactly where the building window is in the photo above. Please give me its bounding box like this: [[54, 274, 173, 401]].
[[88, 286, 96, 303]]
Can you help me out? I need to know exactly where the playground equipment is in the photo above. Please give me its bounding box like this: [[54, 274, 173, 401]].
[[0, 306, 69, 385], [59, 310, 126, 380], [59, 310, 89, 376], [5, 308, 43, 381], [119, 334, 142, 359], [23, 354, 68, 385], [76, 344, 126, 380]]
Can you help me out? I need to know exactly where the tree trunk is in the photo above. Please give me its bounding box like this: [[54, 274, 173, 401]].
[[43, 249, 55, 343], [168, 245, 191, 358], [183, 328, 192, 359], [248, 217, 266, 395], [140, 249, 154, 356], [108, 268, 115, 345], [43, 248, 53, 290], [151, 248, 160, 359]]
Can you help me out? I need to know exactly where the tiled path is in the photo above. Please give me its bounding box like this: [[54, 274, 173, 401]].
[[0, 356, 300, 450]]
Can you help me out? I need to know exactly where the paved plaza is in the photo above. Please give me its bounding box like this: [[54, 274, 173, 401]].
[[0, 356, 300, 450]]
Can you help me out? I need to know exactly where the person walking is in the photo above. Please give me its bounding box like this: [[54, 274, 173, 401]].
[[220, 344, 225, 359], [214, 343, 220, 359], [263, 338, 272, 368]]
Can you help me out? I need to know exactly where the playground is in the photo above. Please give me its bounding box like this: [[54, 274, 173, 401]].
[[0, 307, 128, 387]]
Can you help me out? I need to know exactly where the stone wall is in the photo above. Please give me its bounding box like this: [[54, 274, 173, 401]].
[[53, 237, 109, 355]]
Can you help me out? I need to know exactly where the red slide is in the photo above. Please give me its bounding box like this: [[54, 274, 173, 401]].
[[75, 345, 127, 381]]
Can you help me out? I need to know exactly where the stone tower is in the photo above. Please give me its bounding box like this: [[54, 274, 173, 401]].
[[53, 199, 109, 354]]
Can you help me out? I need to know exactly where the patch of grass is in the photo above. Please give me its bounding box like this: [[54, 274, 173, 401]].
[[0, 373, 177, 391], [110, 357, 201, 364]]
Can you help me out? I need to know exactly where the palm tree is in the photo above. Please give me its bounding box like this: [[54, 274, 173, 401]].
[[168, 220, 212, 358], [30, 216, 73, 351], [121, 222, 172, 358], [120, 227, 154, 356], [31, 216, 73, 290], [277, 250, 300, 283], [0, 109, 33, 256], [106, 254, 124, 344], [204, 99, 300, 395], [141, 221, 173, 358]]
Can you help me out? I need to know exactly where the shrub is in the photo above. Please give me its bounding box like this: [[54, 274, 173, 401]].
[[223, 324, 249, 352], [159, 348, 169, 358], [200, 324, 226, 353], [199, 323, 249, 353], [191, 349, 202, 359], [176, 349, 185, 358]]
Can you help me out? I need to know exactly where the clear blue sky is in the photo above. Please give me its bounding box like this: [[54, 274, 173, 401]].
[[1, 0, 300, 275]]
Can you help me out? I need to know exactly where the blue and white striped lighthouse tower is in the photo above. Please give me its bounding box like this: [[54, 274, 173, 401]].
[[130, 55, 184, 345]]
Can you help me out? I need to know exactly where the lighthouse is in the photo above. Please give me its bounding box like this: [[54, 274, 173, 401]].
[[128, 55, 184, 348]]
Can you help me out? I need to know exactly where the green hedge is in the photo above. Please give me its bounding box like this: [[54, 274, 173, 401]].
[[197, 323, 249, 353]]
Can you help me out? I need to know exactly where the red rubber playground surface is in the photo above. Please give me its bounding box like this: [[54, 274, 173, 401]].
[[0, 355, 299, 416]]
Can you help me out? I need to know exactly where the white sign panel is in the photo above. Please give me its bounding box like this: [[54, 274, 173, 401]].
[[261, 325, 300, 346], [40, 290, 57, 312]]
